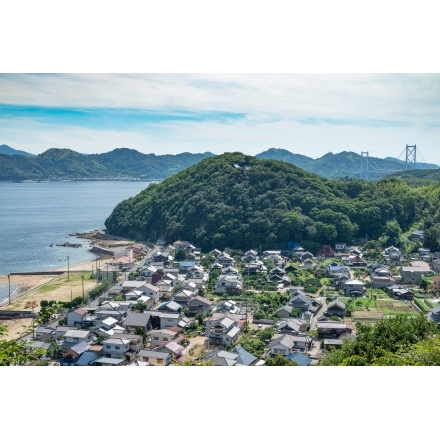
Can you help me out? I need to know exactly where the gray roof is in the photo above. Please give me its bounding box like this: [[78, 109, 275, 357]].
[[327, 300, 346, 310], [123, 312, 151, 327], [92, 356, 126, 365], [139, 349, 171, 360], [317, 322, 347, 329], [64, 329, 91, 338], [233, 344, 258, 366], [69, 341, 91, 355], [269, 334, 295, 349]]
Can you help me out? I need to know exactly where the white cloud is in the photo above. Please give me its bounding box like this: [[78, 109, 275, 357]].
[[0, 73, 439, 164]]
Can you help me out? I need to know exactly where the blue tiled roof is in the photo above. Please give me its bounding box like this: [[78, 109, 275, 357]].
[[287, 352, 312, 366]]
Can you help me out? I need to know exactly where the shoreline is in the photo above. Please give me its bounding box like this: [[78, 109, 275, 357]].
[[0, 228, 136, 309]]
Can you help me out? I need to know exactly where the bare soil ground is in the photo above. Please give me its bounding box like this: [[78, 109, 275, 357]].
[[0, 257, 114, 341]]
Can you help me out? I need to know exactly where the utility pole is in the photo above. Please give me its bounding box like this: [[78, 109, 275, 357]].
[[81, 274, 85, 299], [67, 255, 70, 281], [8, 274, 11, 304]]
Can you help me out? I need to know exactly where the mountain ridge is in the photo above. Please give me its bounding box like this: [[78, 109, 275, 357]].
[[1, 144, 438, 182]]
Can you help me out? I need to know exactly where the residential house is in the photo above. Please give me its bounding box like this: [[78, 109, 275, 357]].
[[383, 246, 402, 264], [386, 284, 414, 301], [317, 321, 351, 338], [122, 312, 152, 333], [149, 329, 178, 347], [157, 300, 182, 314], [67, 308, 91, 327], [155, 278, 174, 299], [242, 249, 259, 263], [243, 262, 267, 274], [344, 279, 365, 297], [140, 265, 158, 282], [174, 289, 196, 305], [150, 312, 180, 329], [288, 293, 320, 314], [34, 326, 55, 341], [316, 245, 335, 258], [332, 272, 351, 289], [325, 300, 346, 318], [268, 334, 296, 356], [63, 329, 94, 347], [73, 349, 102, 366], [274, 318, 309, 334], [203, 345, 258, 366], [286, 352, 313, 366], [215, 252, 236, 267], [400, 264, 429, 284], [206, 314, 242, 346], [62, 341, 91, 362], [91, 356, 127, 366], [299, 258, 316, 270], [136, 283, 160, 304], [214, 300, 240, 314], [335, 243, 347, 252], [152, 251, 173, 265], [173, 240, 196, 253], [370, 266, 395, 288], [274, 305, 293, 319], [299, 251, 314, 262], [419, 248, 431, 260], [323, 339, 344, 350], [178, 260, 197, 273], [121, 280, 147, 294], [138, 349, 172, 366], [411, 230, 424, 241], [187, 295, 213, 316], [102, 337, 132, 359], [215, 274, 243, 294], [155, 340, 185, 361], [326, 261, 350, 278]]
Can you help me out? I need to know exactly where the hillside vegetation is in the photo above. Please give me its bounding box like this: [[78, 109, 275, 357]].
[[0, 148, 214, 181], [1, 145, 437, 182], [104, 152, 440, 252]]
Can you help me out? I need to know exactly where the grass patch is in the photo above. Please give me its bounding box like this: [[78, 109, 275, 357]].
[[35, 272, 90, 294]]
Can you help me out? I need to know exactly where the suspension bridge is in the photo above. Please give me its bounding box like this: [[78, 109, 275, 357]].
[[358, 144, 438, 180]]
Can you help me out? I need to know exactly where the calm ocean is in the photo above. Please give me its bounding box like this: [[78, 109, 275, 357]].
[[0, 180, 152, 300]]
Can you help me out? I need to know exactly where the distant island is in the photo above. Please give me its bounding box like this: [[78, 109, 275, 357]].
[[1, 144, 439, 182]]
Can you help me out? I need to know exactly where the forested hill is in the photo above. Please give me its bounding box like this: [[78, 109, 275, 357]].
[[0, 147, 215, 181], [104, 152, 440, 253]]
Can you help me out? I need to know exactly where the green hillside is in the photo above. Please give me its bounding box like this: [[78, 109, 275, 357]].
[[104, 152, 440, 252]]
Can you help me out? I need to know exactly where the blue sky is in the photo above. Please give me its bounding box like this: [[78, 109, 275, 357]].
[[1, 73, 439, 164]]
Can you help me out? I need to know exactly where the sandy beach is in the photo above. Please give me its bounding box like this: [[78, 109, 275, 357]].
[[0, 256, 117, 341]]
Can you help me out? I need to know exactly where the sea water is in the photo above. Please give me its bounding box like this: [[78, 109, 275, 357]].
[[0, 180, 152, 278]]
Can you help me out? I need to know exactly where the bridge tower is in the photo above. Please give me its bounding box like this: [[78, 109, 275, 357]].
[[406, 144, 416, 170], [361, 151, 369, 180]]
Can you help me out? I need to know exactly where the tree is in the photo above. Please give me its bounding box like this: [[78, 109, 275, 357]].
[[419, 278, 429, 293], [174, 249, 187, 261], [264, 355, 298, 366]]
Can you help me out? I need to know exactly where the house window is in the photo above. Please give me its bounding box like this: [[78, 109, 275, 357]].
[[153, 337, 159, 340], [115, 346, 120, 350], [157, 358, 163, 364], [105, 345, 111, 350]]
